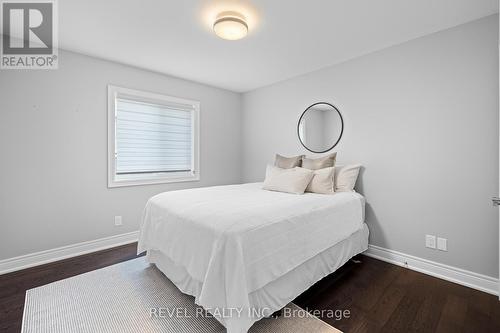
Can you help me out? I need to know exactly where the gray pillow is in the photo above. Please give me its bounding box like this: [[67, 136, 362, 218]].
[[302, 153, 337, 170], [274, 154, 305, 169]]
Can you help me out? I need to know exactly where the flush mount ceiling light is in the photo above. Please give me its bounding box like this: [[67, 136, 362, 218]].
[[213, 11, 248, 40]]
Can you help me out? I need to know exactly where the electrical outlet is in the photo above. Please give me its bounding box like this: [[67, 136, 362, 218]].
[[114, 216, 123, 226], [425, 235, 436, 249], [437, 237, 447, 251]]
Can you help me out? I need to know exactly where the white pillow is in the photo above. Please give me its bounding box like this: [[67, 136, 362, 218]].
[[263, 165, 314, 194], [335, 164, 362, 192], [303, 167, 335, 194]]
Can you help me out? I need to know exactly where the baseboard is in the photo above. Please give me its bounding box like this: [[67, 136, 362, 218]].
[[2, 234, 497, 296], [0, 231, 140, 275], [364, 244, 499, 296]]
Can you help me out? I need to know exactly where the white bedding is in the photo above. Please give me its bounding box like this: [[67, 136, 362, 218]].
[[137, 183, 365, 333]]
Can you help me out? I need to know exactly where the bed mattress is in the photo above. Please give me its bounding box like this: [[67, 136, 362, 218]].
[[138, 183, 366, 333]]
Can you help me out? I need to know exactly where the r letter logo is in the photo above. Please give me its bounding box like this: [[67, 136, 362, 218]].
[[1, 0, 58, 69]]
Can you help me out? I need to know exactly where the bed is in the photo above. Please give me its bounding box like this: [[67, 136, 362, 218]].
[[137, 182, 368, 333]]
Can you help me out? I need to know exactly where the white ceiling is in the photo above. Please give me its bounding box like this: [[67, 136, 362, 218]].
[[60, 0, 498, 92]]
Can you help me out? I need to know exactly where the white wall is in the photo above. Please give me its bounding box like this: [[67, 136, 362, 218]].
[[0, 50, 241, 260], [241, 15, 499, 278]]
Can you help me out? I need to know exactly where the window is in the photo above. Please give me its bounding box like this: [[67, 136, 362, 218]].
[[108, 85, 199, 187]]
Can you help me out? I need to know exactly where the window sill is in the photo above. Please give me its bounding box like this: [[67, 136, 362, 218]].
[[108, 173, 200, 188]]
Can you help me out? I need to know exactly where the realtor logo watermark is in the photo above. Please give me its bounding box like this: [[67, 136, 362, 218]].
[[1, 0, 58, 69]]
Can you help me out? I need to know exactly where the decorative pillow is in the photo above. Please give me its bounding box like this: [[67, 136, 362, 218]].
[[304, 167, 335, 194], [302, 153, 337, 170], [335, 164, 362, 192], [263, 165, 314, 194], [274, 154, 305, 169]]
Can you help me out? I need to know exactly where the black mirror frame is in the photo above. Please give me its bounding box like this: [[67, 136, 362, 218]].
[[297, 102, 344, 153]]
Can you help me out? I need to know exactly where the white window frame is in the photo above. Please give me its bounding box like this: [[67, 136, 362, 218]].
[[107, 85, 200, 188]]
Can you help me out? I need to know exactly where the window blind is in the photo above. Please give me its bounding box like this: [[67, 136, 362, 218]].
[[115, 98, 193, 175]]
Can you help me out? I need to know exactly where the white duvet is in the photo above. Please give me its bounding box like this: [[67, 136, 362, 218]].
[[137, 183, 365, 333]]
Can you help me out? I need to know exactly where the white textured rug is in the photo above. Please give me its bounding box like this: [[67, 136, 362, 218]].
[[22, 257, 341, 333]]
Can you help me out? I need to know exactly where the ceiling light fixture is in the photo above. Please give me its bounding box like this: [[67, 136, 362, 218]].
[[213, 11, 248, 40]]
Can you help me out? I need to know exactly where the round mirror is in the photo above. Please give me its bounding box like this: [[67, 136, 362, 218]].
[[297, 102, 344, 153]]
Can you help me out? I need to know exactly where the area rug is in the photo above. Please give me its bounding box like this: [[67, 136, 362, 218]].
[[22, 257, 341, 333]]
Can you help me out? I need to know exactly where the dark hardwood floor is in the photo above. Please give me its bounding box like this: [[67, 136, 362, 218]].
[[0, 243, 498, 333]]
